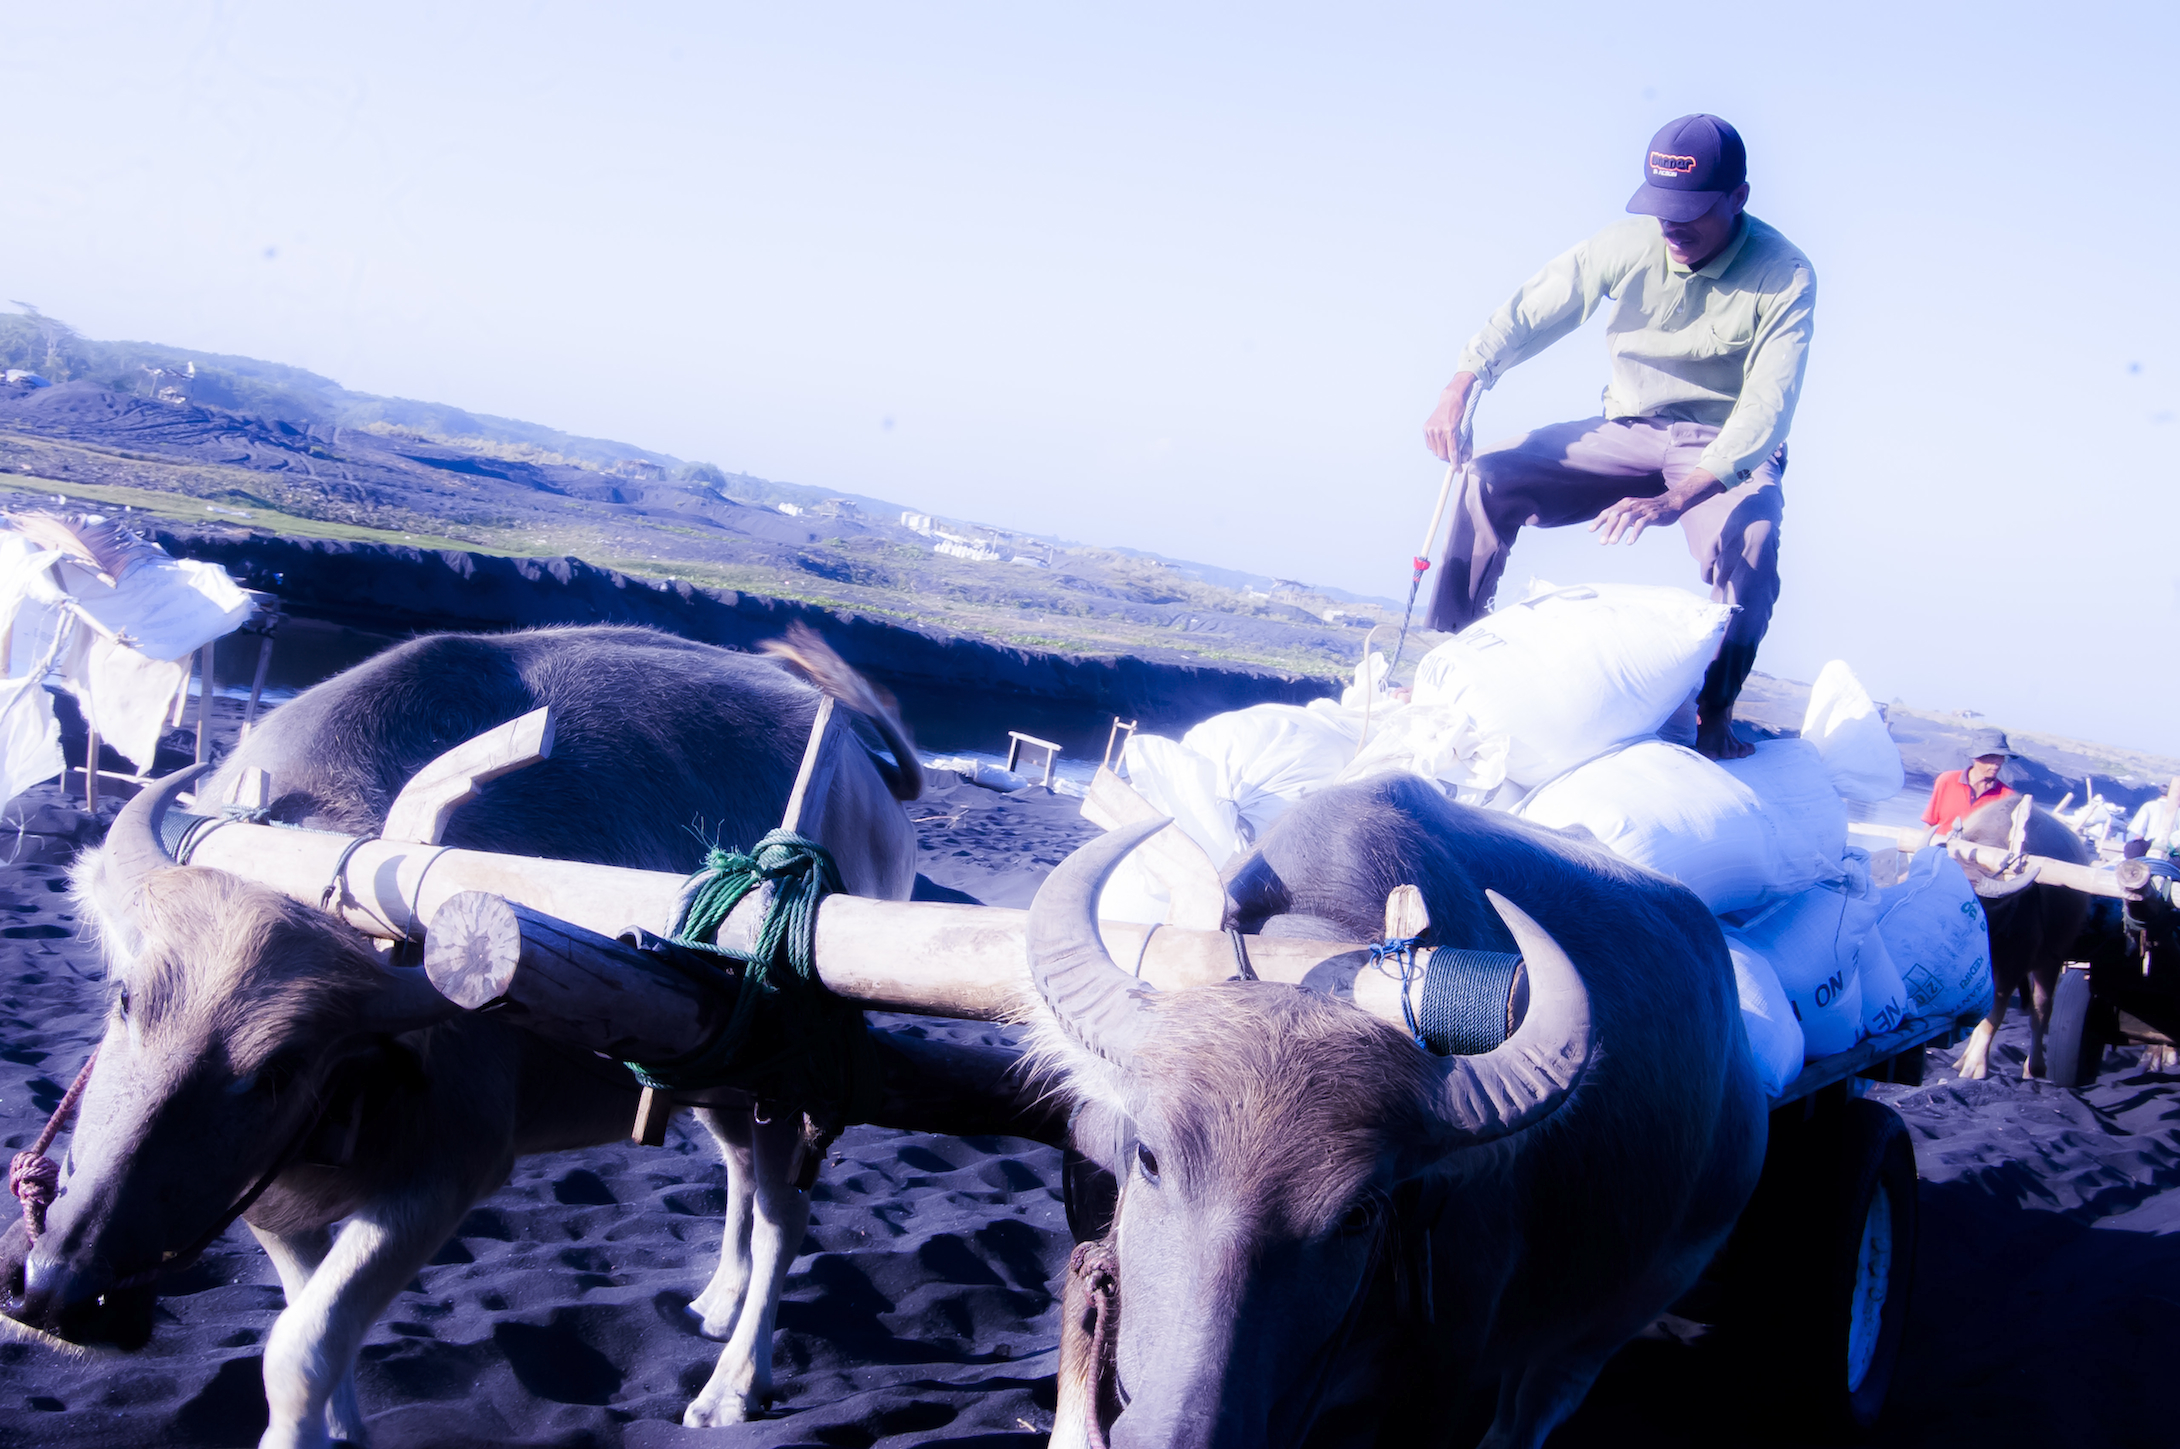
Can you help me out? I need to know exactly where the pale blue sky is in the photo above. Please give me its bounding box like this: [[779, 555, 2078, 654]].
[[5, 3, 2176, 753]]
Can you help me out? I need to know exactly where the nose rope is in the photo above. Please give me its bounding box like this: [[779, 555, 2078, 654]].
[[8, 1048, 98, 1242], [1068, 1239, 1121, 1449]]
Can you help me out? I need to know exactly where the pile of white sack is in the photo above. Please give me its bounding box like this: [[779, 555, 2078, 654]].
[[1103, 581, 1992, 1100]]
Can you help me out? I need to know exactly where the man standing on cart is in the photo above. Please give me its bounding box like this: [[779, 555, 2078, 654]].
[[1422, 114, 1816, 759]]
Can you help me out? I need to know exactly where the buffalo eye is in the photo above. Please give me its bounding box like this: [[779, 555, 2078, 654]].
[[1135, 1142, 1161, 1186], [115, 982, 131, 1020], [1339, 1197, 1380, 1235]]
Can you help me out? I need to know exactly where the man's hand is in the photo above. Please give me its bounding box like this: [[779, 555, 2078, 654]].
[[1589, 469, 1725, 545], [1423, 372, 1479, 465]]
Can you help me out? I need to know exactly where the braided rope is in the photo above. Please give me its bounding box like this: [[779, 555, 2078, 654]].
[[625, 831, 877, 1127], [8, 1048, 98, 1242]]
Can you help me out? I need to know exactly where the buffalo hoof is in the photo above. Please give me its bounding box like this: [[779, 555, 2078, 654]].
[[683, 1388, 761, 1427]]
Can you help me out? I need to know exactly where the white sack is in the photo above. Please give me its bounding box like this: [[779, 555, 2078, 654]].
[[1182, 703, 1359, 841], [1119, 733, 1244, 866], [1734, 880, 1882, 1061], [1515, 739, 1842, 915], [1857, 927, 1911, 1038], [1800, 660, 1905, 803], [1876, 846, 1994, 1022], [1337, 701, 1509, 801], [0, 676, 61, 809], [1717, 739, 1850, 894], [1727, 936, 1805, 1098], [1411, 582, 1731, 786]]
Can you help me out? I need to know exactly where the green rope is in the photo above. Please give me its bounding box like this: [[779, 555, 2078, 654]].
[[624, 830, 880, 1129]]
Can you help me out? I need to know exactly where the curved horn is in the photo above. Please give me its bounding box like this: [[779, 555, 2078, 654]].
[[1026, 817, 1166, 1066], [105, 763, 212, 885], [1433, 890, 1595, 1144]]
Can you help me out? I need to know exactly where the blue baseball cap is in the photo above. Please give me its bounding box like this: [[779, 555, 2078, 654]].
[[1626, 114, 1747, 224]]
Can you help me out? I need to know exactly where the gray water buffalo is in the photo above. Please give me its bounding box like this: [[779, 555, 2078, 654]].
[[8, 623, 921, 1446], [1952, 798, 2096, 1080], [1037, 773, 1767, 1449]]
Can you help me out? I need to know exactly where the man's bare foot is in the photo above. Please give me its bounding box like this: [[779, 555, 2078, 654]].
[[1695, 713, 1755, 760]]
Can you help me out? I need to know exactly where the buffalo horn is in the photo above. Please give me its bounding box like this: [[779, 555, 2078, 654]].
[[1432, 890, 1595, 1144], [106, 763, 212, 885], [1026, 817, 1166, 1066]]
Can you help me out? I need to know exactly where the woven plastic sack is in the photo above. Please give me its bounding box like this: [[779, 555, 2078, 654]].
[[1717, 738, 1850, 896], [1800, 660, 1905, 804], [1727, 935, 1805, 1098], [1516, 739, 1844, 915], [1876, 846, 1994, 1022], [1180, 703, 1360, 842], [1411, 582, 1731, 786], [1733, 878, 1883, 1061], [1120, 732, 1243, 866]]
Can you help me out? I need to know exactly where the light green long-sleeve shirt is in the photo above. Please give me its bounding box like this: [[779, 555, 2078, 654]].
[[1456, 214, 1816, 485]]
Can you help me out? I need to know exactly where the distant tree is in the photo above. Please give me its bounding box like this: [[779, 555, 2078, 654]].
[[679, 461, 730, 487]]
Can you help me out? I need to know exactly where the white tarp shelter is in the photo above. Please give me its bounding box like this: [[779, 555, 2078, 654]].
[[0, 515, 257, 809]]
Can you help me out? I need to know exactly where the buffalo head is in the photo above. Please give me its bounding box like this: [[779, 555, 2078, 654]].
[[11, 768, 452, 1341], [1029, 819, 1593, 1448]]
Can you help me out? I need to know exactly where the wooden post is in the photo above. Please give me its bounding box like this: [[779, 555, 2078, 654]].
[[83, 723, 99, 813], [779, 694, 835, 837], [1384, 884, 1430, 942], [194, 642, 215, 765], [240, 635, 274, 742]]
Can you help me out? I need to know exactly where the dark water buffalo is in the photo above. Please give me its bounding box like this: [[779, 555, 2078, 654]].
[[1952, 798, 2095, 1080], [1036, 774, 1767, 1449], [7, 624, 921, 1446]]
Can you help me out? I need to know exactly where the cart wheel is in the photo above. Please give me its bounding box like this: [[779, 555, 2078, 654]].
[[1727, 1097, 1918, 1438], [2045, 965, 2095, 1087]]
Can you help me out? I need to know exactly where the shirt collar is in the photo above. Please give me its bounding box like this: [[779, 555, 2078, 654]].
[[1665, 214, 1752, 279]]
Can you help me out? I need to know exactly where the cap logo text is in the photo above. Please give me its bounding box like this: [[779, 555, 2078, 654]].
[[1649, 151, 1699, 177]]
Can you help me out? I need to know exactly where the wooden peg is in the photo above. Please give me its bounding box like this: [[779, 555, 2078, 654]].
[[229, 766, 272, 810], [1384, 884, 1430, 942], [632, 1086, 676, 1147], [779, 695, 835, 836]]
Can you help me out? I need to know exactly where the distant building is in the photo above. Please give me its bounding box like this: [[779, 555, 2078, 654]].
[[935, 539, 1004, 562], [777, 502, 805, 517], [813, 498, 859, 518], [900, 511, 935, 535], [4, 370, 51, 387]]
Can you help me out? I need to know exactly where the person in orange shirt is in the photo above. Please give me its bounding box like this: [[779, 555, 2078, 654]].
[[1919, 729, 2019, 839]]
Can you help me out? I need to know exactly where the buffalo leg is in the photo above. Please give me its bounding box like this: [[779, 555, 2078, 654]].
[[249, 1224, 365, 1446], [1956, 986, 2015, 1080], [2023, 963, 2059, 1079], [684, 1111, 810, 1426], [256, 1190, 472, 1449], [687, 1101, 759, 1341]]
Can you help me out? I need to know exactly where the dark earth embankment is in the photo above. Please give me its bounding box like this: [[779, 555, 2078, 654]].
[[156, 529, 1338, 757]]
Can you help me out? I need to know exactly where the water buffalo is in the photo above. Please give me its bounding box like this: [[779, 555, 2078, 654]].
[[7, 623, 922, 1445], [1952, 798, 2095, 1080], [1037, 773, 1767, 1449]]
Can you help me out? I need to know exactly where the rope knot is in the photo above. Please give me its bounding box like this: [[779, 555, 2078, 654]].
[[10, 1048, 98, 1242], [8, 1150, 60, 1236]]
